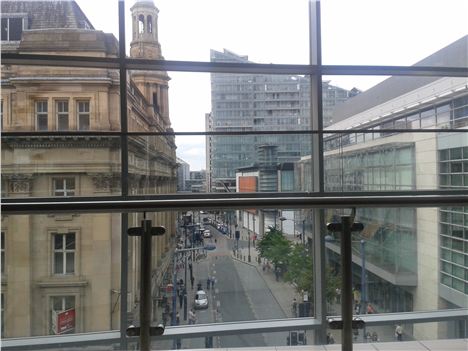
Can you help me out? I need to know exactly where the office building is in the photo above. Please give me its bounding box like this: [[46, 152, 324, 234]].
[[296, 35, 468, 339], [207, 49, 356, 192]]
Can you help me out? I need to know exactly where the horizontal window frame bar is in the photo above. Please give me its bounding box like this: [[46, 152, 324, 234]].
[[2, 192, 468, 215], [2, 128, 468, 138], [2, 309, 466, 349], [2, 53, 468, 77]]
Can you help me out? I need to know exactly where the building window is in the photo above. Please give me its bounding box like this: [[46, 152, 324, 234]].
[[56, 101, 69, 131], [53, 178, 75, 196], [77, 101, 90, 130], [1, 17, 23, 41], [36, 101, 48, 131], [52, 233, 75, 275], [50, 296, 75, 335]]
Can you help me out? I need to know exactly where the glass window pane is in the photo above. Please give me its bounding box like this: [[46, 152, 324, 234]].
[[66, 253, 74, 274], [54, 252, 63, 274], [321, 1, 468, 66], [66, 233, 75, 250], [54, 235, 62, 250]]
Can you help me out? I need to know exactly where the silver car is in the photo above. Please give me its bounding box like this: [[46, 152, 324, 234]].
[[194, 290, 208, 309]]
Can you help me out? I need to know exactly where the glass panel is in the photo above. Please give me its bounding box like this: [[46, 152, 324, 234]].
[[2, 2, 118, 55], [1, 213, 121, 339], [66, 253, 75, 274], [122, 0, 309, 63], [54, 252, 63, 274], [324, 74, 468, 133], [66, 233, 76, 250], [1, 67, 120, 133], [324, 129, 468, 192], [54, 234, 63, 250], [1, 136, 121, 198], [321, 1, 468, 66]]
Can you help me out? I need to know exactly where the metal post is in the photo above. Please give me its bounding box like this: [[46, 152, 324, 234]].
[[341, 216, 353, 351], [247, 212, 251, 262], [140, 219, 153, 351], [360, 240, 366, 314], [360, 240, 367, 341], [302, 219, 306, 245], [171, 253, 177, 326]]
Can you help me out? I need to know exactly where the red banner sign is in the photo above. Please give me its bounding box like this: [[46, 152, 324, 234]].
[[55, 308, 75, 334]]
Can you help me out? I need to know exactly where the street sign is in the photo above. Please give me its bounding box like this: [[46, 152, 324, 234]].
[[52, 308, 75, 334]]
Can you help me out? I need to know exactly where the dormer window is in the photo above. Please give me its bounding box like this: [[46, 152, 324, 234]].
[[1, 16, 25, 42]]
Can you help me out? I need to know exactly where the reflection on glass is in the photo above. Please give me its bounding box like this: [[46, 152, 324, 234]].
[[1, 136, 121, 198], [1, 214, 121, 339]]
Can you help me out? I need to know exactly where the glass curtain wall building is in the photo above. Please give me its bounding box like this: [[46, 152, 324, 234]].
[[1, 0, 468, 350], [207, 49, 356, 192]]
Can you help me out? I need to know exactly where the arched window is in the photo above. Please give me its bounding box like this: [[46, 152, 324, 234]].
[[138, 14, 145, 34], [147, 15, 153, 33]]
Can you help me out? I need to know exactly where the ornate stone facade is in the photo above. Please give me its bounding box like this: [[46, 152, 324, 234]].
[[1, 0, 177, 338]]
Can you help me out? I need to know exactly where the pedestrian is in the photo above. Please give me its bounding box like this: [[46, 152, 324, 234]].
[[178, 294, 183, 308], [326, 332, 335, 344], [335, 288, 341, 303], [292, 298, 298, 317], [395, 324, 403, 341], [365, 331, 371, 342], [211, 276, 215, 289], [275, 266, 280, 281], [367, 302, 376, 314], [188, 309, 196, 324], [206, 277, 211, 290], [371, 331, 379, 342]]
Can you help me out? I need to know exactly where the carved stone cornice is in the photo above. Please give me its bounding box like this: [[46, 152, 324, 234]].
[[89, 172, 119, 193], [1, 136, 120, 150], [4, 173, 34, 194]]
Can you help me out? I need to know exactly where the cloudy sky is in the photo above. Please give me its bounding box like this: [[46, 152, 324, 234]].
[[78, 0, 468, 170]]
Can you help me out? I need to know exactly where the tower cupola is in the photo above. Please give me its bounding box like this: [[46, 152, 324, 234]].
[[130, 0, 162, 59]]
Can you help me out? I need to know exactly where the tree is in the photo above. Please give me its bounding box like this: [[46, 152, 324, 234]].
[[284, 243, 313, 294], [256, 226, 291, 266]]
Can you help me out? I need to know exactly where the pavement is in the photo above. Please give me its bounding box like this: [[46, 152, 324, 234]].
[[232, 239, 300, 319], [159, 221, 405, 348], [230, 225, 402, 345]]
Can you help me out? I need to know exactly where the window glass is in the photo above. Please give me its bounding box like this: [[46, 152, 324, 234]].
[[36, 101, 48, 131], [56, 101, 69, 131], [77, 101, 90, 131], [8, 18, 22, 41]]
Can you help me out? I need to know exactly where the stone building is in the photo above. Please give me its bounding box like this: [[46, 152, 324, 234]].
[[1, 0, 177, 337]]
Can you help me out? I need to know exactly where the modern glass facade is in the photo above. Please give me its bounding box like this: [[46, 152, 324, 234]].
[[208, 49, 355, 192]]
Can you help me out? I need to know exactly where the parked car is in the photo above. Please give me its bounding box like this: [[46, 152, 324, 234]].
[[194, 290, 208, 309]]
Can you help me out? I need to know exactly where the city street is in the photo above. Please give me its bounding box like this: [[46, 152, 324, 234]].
[[153, 221, 294, 349]]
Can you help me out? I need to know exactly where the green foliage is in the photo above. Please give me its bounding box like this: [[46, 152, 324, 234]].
[[325, 267, 341, 304], [256, 226, 291, 266], [257, 227, 341, 304], [283, 243, 313, 294]]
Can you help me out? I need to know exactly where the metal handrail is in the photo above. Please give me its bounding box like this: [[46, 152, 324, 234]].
[[2, 192, 468, 214]]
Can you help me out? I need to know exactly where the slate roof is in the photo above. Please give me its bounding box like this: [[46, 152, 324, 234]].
[[1, 0, 95, 30], [330, 35, 468, 123]]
